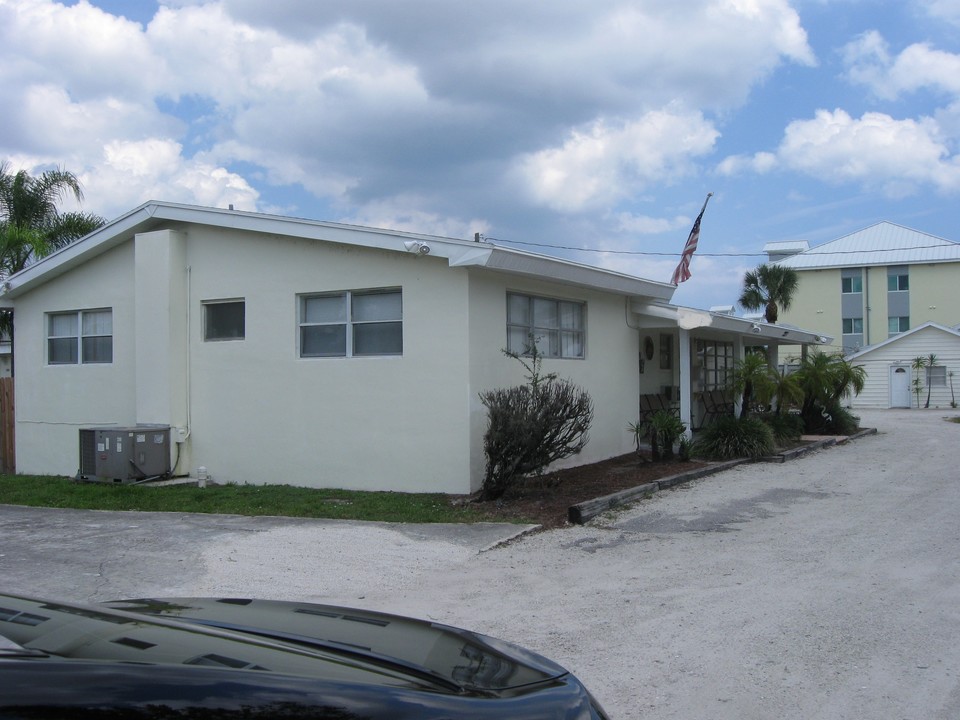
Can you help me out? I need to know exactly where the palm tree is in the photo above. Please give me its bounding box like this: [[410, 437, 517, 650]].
[[911, 356, 927, 409], [0, 162, 106, 374], [0, 162, 105, 276], [794, 349, 866, 429], [924, 353, 938, 408], [738, 263, 800, 323], [730, 351, 775, 419]]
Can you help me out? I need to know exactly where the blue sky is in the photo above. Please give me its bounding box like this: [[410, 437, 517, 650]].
[[2, 0, 959, 311]]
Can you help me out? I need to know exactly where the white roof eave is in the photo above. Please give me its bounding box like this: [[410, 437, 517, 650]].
[[2, 201, 677, 302], [630, 301, 832, 345]]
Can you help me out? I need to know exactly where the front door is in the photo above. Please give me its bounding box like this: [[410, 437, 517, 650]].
[[890, 365, 911, 408]]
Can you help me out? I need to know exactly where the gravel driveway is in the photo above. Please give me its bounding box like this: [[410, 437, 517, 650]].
[[3, 408, 959, 719]]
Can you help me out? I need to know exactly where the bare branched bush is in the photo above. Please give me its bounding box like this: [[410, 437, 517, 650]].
[[479, 346, 593, 501]]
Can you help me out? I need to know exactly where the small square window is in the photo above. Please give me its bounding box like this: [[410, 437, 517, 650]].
[[842, 317, 863, 334], [887, 273, 909, 292], [888, 316, 909, 335], [927, 366, 946, 387], [841, 276, 862, 293], [204, 301, 245, 341]]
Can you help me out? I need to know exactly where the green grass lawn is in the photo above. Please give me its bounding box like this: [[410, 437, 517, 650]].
[[0, 475, 520, 524]]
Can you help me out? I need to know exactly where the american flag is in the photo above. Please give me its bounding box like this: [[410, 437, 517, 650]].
[[671, 193, 712, 285]]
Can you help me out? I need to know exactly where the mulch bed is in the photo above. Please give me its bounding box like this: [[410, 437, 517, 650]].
[[463, 453, 709, 530]]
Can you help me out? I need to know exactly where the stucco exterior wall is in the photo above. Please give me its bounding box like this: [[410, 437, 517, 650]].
[[779, 269, 842, 350], [466, 271, 639, 487], [909, 264, 960, 328], [15, 243, 138, 476], [14, 221, 672, 493], [182, 226, 475, 493], [782, 263, 960, 355], [15, 226, 478, 492]]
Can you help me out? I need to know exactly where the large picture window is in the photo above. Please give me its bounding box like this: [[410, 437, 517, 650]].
[[696, 340, 733, 391], [507, 293, 584, 358], [299, 288, 402, 357], [47, 309, 113, 364]]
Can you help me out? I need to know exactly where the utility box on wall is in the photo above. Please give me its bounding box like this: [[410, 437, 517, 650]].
[[78, 426, 171, 484]]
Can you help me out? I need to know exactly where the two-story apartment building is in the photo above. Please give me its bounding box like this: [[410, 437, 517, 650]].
[[765, 222, 960, 355]]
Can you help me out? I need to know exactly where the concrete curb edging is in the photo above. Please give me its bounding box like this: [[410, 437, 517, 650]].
[[568, 427, 878, 525]]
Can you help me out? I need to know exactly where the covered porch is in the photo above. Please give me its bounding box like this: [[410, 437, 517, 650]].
[[630, 302, 831, 436]]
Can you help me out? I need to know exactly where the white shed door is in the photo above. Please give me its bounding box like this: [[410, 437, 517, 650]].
[[890, 366, 911, 408]]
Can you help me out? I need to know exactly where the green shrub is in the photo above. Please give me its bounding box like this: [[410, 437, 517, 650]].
[[803, 399, 860, 435], [648, 410, 686, 460], [479, 347, 593, 501], [762, 412, 804, 444], [691, 415, 775, 460]]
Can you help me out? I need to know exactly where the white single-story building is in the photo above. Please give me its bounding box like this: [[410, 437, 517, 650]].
[[845, 322, 960, 409], [3, 201, 831, 493]]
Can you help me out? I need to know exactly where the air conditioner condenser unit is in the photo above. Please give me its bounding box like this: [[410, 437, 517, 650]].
[[77, 426, 171, 484]]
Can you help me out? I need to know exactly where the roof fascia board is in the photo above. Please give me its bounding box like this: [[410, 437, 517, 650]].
[[846, 322, 960, 359], [483, 247, 676, 300], [3, 201, 677, 302], [631, 300, 832, 345], [5, 203, 157, 296]]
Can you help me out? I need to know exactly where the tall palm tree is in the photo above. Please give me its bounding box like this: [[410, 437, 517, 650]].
[[924, 353, 938, 408], [738, 263, 800, 323], [0, 162, 106, 374], [0, 162, 105, 276]]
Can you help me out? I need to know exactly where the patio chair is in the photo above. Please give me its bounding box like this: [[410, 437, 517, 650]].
[[700, 389, 734, 426]]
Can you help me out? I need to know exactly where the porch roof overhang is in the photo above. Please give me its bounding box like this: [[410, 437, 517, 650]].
[[1, 201, 676, 302], [630, 300, 833, 347]]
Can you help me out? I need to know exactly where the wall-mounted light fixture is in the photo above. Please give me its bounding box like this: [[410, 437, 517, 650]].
[[403, 240, 431, 255], [750, 323, 762, 334], [817, 335, 828, 343]]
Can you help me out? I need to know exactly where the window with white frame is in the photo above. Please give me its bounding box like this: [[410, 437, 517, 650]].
[[842, 317, 863, 334], [888, 316, 909, 335], [927, 365, 946, 387], [47, 309, 113, 365], [841, 275, 862, 293], [506, 293, 585, 358], [203, 300, 245, 341], [299, 288, 402, 357], [887, 269, 909, 291], [696, 340, 734, 391]]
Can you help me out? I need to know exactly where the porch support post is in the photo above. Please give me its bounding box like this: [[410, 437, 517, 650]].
[[678, 328, 693, 438], [733, 334, 745, 417]]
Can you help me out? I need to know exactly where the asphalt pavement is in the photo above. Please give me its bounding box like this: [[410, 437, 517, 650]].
[[3, 407, 960, 720]]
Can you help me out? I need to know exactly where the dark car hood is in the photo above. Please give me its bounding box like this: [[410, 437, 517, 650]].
[[1, 594, 567, 694]]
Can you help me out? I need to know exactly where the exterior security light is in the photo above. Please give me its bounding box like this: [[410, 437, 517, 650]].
[[403, 241, 431, 255], [751, 323, 762, 333]]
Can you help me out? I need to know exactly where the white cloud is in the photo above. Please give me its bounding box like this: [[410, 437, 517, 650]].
[[613, 213, 692, 235], [921, 0, 960, 27], [777, 109, 960, 197], [717, 151, 778, 175], [339, 196, 489, 241], [0, 0, 821, 235], [844, 31, 960, 100], [514, 111, 720, 212], [79, 139, 259, 216]]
